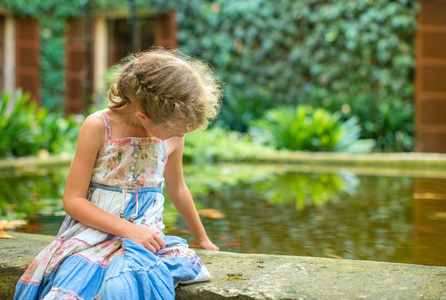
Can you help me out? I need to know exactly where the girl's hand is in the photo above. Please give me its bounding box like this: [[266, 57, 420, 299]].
[[124, 223, 166, 253], [198, 237, 220, 251]]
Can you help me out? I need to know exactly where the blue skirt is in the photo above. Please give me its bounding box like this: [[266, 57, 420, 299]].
[[14, 183, 211, 300]]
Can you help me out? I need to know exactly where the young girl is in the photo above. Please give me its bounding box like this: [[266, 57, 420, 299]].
[[14, 48, 222, 300]]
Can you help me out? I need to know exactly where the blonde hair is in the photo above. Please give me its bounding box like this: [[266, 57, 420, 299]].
[[108, 48, 222, 131]]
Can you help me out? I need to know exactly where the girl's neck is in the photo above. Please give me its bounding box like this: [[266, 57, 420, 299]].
[[111, 105, 142, 129], [108, 106, 153, 139]]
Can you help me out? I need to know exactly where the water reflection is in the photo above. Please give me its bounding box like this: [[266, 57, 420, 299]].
[[0, 170, 67, 234], [413, 178, 446, 266], [0, 171, 66, 219], [1, 166, 446, 266], [192, 173, 423, 264], [254, 171, 359, 209], [0, 169, 181, 235]]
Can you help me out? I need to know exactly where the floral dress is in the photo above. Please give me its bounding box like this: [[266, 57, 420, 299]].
[[14, 110, 211, 300]]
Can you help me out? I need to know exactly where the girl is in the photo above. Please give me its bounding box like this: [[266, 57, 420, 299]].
[[14, 48, 222, 300]]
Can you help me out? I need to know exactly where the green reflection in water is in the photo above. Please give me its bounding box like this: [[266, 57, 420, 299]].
[[0, 169, 181, 235], [2, 165, 446, 266], [254, 171, 359, 209], [180, 172, 435, 265], [0, 164, 275, 235], [0, 171, 66, 220], [0, 169, 67, 235]]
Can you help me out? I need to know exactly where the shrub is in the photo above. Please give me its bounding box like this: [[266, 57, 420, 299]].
[[0, 92, 38, 157], [249, 105, 375, 153], [2, 1, 418, 152], [0, 90, 81, 158], [177, 1, 418, 132], [183, 126, 276, 164], [305, 88, 415, 152]]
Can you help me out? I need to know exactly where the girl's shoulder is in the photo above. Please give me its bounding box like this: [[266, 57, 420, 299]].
[[83, 111, 107, 131], [166, 136, 184, 157], [78, 112, 106, 144], [72, 112, 106, 158]]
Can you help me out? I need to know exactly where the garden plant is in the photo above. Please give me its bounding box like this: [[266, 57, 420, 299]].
[[0, 90, 80, 158], [0, 0, 418, 152], [250, 105, 375, 152]]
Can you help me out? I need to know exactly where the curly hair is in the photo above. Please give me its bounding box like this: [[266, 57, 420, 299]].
[[108, 47, 222, 131]]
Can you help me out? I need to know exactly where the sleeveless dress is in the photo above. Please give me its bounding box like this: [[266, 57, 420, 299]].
[[14, 110, 211, 300]]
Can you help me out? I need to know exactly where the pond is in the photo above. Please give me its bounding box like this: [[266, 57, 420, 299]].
[[1, 164, 445, 267]]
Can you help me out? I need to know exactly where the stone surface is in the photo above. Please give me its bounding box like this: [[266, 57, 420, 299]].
[[178, 250, 446, 300], [0, 232, 55, 300], [1, 232, 446, 300]]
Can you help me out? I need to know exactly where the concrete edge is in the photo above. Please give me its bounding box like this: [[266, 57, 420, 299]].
[[1, 233, 446, 300], [261, 151, 446, 167], [2, 152, 446, 176]]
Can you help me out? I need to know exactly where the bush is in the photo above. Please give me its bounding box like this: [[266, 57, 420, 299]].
[[3, 0, 418, 152], [0, 90, 81, 158], [177, 1, 418, 132], [306, 89, 415, 152], [249, 105, 375, 153], [183, 126, 276, 164]]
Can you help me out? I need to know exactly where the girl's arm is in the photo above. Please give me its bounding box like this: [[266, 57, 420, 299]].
[[63, 113, 165, 253], [164, 137, 219, 251]]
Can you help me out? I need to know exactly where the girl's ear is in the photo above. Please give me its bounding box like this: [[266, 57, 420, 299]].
[[135, 111, 150, 121]]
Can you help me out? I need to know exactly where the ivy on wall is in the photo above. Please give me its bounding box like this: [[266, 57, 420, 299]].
[[178, 0, 418, 151], [0, 0, 419, 151], [174, 0, 419, 150]]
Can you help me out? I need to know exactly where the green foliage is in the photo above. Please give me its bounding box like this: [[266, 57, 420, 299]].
[[1, 0, 418, 152], [216, 90, 273, 132], [39, 18, 66, 110], [0, 92, 39, 157], [250, 105, 375, 152], [0, 0, 83, 17], [373, 99, 414, 152], [183, 126, 276, 164], [177, 0, 418, 139], [306, 89, 415, 152], [0, 90, 81, 158]]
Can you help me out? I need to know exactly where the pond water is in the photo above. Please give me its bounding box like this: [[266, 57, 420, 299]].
[[1, 164, 445, 266]]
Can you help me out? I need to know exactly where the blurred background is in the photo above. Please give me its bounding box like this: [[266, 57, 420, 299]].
[[2, 0, 445, 157]]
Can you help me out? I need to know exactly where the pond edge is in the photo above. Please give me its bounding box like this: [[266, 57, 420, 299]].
[[1, 232, 445, 300], [2, 151, 446, 174]]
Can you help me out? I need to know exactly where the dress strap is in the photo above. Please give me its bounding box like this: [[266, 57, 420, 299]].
[[162, 140, 168, 165], [97, 110, 112, 144]]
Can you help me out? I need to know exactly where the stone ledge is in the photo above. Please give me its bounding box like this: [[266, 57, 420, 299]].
[[2, 152, 446, 178], [260, 151, 446, 169], [1, 232, 446, 300], [179, 251, 446, 300]]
